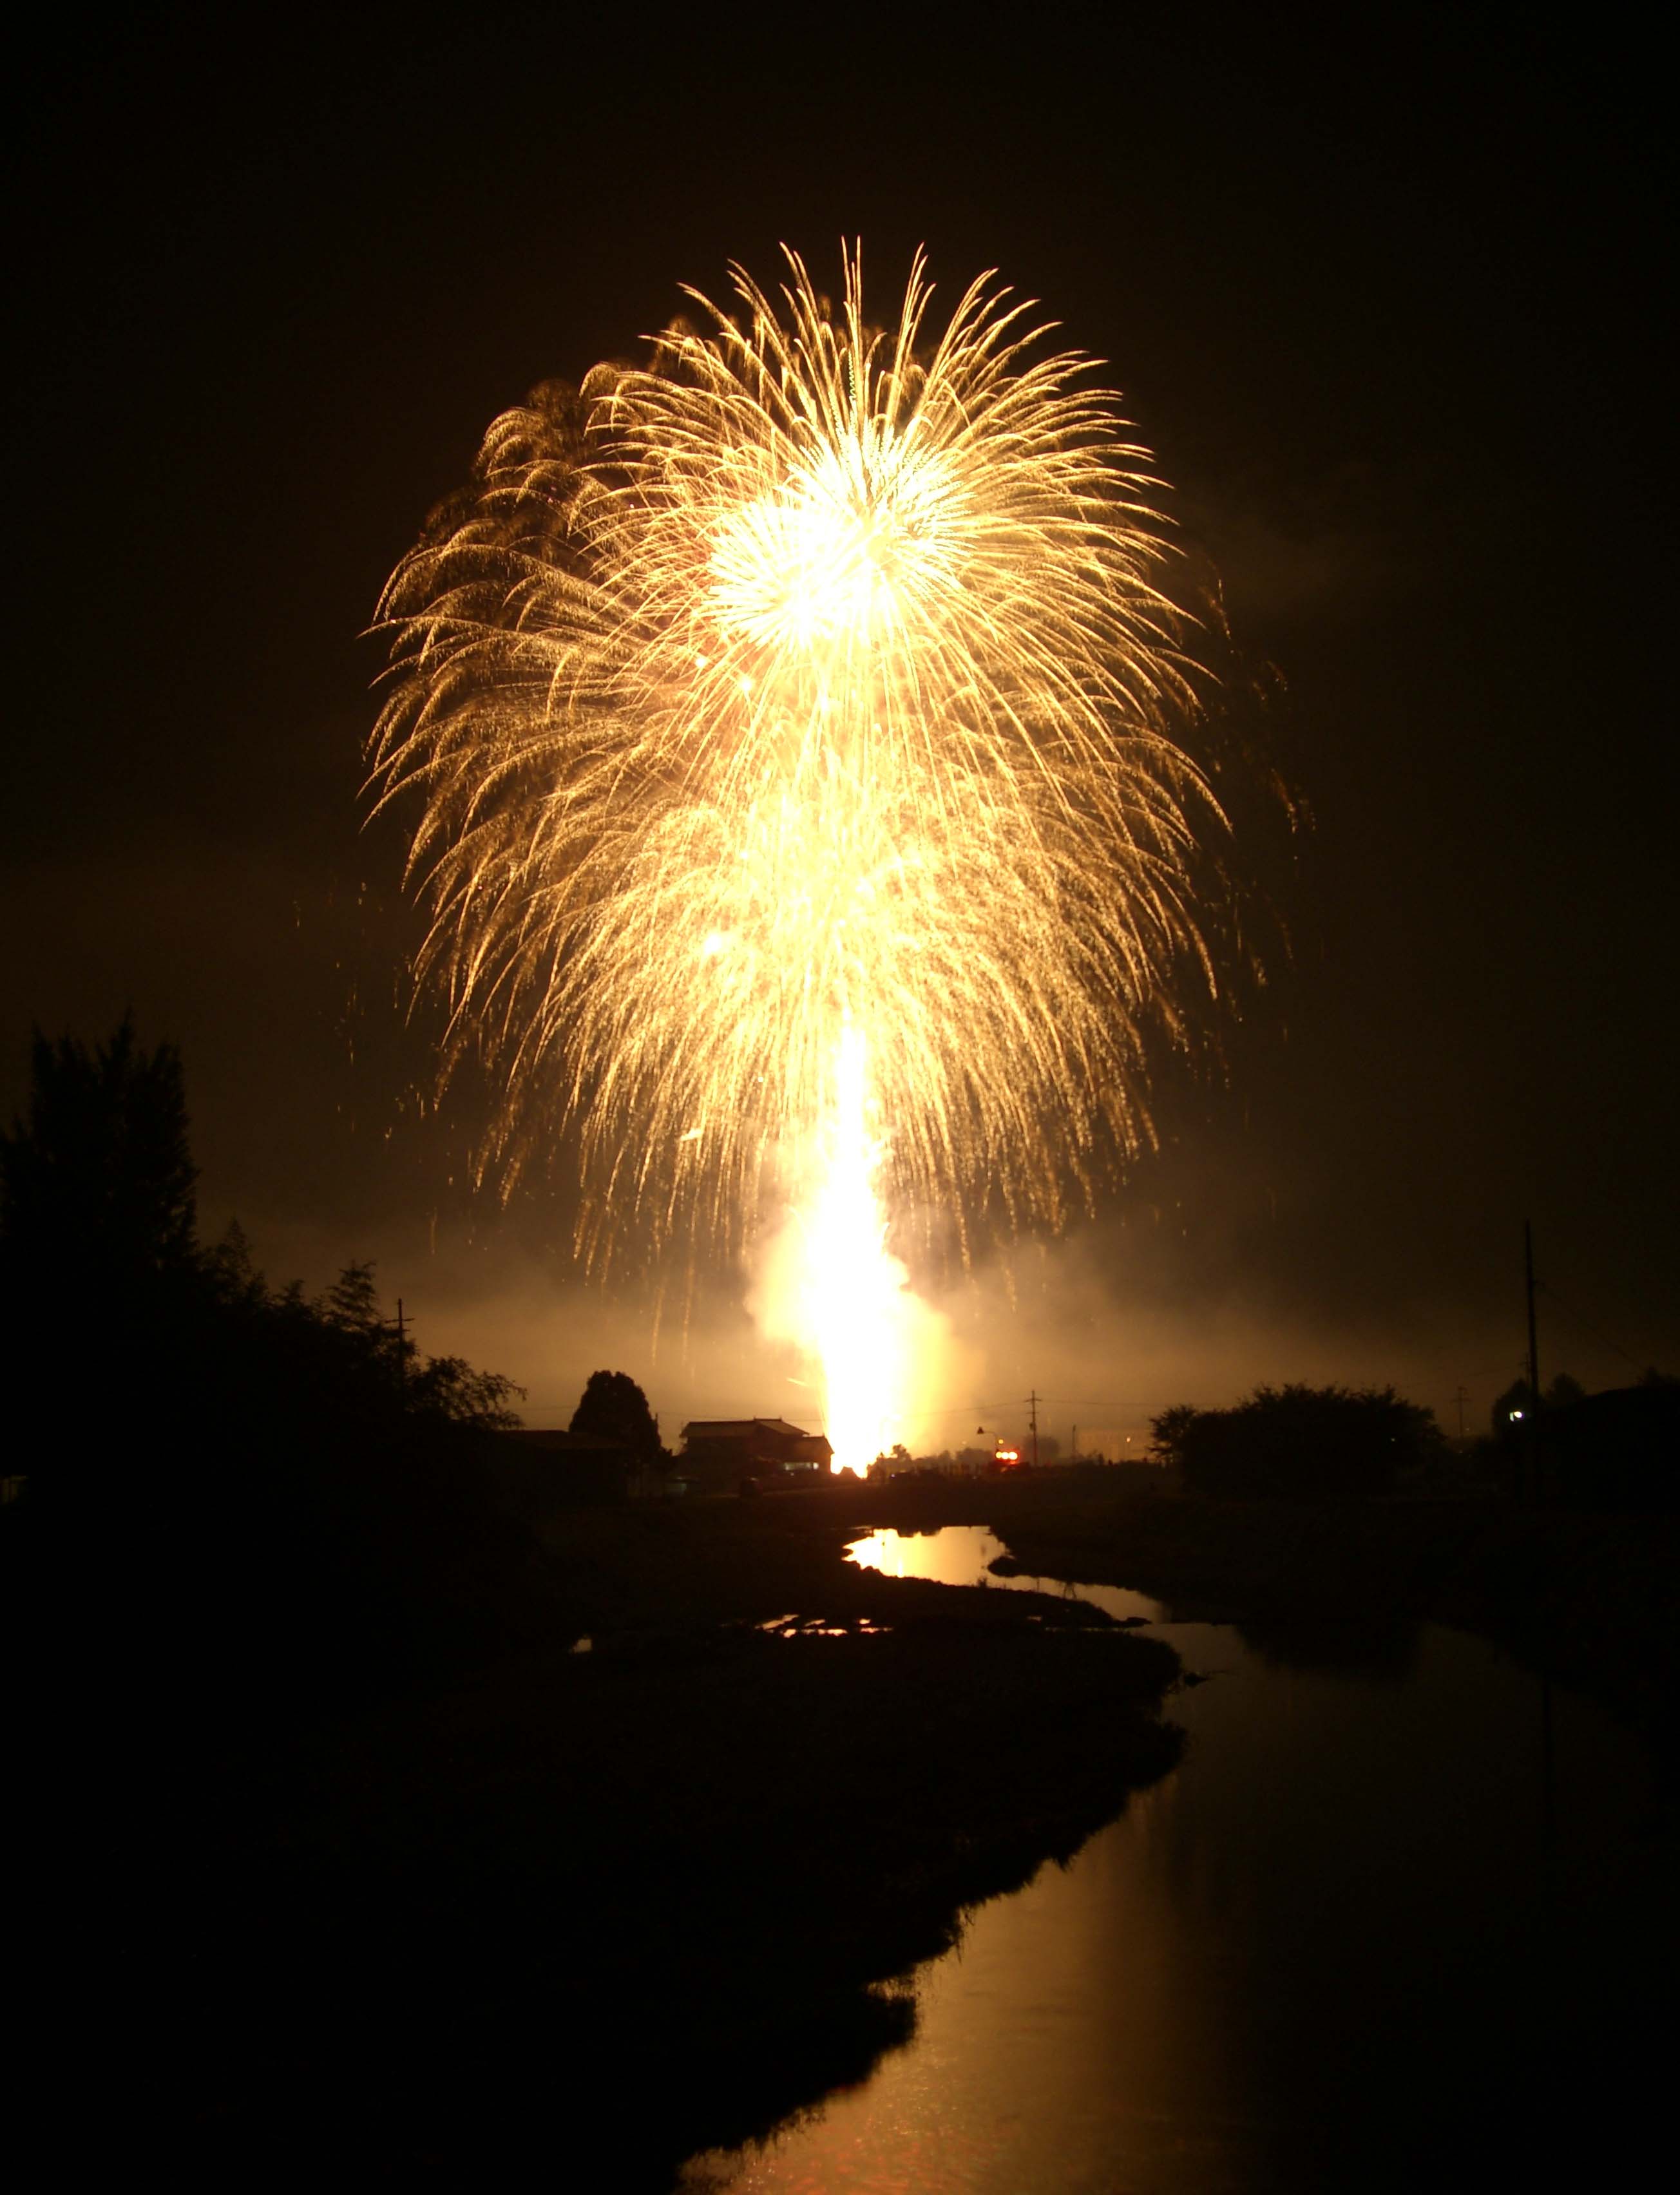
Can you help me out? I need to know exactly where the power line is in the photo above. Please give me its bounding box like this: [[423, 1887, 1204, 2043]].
[[1536, 1279, 1647, 1374], [918, 1396, 1160, 1419]]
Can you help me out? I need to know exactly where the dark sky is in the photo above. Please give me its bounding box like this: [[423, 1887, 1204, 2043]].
[[6, 10, 1672, 1439]]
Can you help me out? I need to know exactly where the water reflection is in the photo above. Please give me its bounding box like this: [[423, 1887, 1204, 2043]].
[[1229, 1612, 1420, 1680], [682, 1526, 1672, 2193], [845, 1525, 1165, 1624]]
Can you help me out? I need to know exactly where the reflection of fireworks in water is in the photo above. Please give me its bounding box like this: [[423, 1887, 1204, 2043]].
[[374, 249, 1226, 1470]]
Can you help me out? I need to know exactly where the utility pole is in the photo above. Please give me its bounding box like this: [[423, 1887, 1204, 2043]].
[[1027, 1390, 1040, 1470], [1455, 1385, 1469, 1441], [394, 1297, 409, 1392], [1071, 1423, 1078, 1463], [1524, 1221, 1542, 1503]]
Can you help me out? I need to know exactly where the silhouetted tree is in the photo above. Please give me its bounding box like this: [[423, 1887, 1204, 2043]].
[[1, 1020, 207, 1492], [569, 1369, 665, 1465], [1491, 1371, 1583, 1433], [0, 1017, 196, 1298], [1491, 1378, 1536, 1438], [409, 1351, 523, 1429], [321, 1259, 384, 1333], [207, 1217, 266, 1309], [1147, 1404, 1200, 1468], [1153, 1383, 1439, 1500], [2, 1020, 537, 1711]]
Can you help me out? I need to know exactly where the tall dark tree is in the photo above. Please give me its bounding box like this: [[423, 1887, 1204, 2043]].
[[1, 1023, 537, 1702], [569, 1369, 665, 1465], [0, 1017, 197, 1298], [1, 1020, 204, 1487], [321, 1258, 385, 1333]]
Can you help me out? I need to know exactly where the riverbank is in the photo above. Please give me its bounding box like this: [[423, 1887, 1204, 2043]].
[[101, 1494, 1181, 2189], [859, 1475, 1680, 1753], [678, 1506, 1679, 2195]]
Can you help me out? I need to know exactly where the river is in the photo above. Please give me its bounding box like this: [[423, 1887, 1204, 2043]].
[[679, 1524, 1672, 2193]]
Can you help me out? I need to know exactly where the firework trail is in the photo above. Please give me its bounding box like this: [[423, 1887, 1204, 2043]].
[[373, 247, 1228, 1465]]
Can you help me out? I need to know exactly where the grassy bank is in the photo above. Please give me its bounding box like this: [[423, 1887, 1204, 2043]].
[[95, 1491, 1180, 2188]]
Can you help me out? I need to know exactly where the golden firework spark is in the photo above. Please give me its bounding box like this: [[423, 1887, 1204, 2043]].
[[373, 247, 1228, 1465]]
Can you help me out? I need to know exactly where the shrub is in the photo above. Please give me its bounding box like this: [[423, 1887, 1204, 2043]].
[[1150, 1383, 1440, 1500]]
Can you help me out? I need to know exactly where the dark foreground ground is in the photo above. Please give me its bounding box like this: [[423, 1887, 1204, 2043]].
[[57, 1493, 1181, 2189], [26, 1475, 1676, 2187]]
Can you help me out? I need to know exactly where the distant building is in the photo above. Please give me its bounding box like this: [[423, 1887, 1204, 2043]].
[[680, 1416, 834, 1492], [489, 1427, 631, 1508]]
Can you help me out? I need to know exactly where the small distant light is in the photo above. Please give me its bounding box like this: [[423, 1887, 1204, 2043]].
[[1509, 1408, 1524, 1421]]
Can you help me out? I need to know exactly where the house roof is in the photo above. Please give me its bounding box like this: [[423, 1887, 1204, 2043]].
[[683, 1416, 805, 1440], [681, 1417, 832, 1452]]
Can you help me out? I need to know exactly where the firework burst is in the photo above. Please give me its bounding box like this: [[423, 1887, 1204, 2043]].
[[373, 247, 1230, 1461]]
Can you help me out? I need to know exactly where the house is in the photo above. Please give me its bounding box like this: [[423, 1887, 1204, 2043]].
[[679, 1416, 834, 1492]]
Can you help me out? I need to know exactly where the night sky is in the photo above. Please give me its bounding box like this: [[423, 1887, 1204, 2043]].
[[7, 12, 1672, 1441]]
